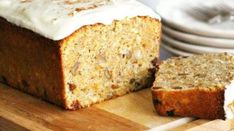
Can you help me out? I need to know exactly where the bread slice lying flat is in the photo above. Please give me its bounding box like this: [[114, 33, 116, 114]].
[[152, 53, 234, 120]]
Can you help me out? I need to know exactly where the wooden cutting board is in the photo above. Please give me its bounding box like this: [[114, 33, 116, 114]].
[[0, 83, 233, 131]]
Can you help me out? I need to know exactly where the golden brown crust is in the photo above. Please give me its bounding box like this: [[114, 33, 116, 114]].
[[152, 88, 225, 119], [0, 17, 67, 108]]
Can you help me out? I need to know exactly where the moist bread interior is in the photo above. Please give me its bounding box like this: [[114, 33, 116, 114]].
[[154, 53, 234, 90], [62, 17, 161, 107]]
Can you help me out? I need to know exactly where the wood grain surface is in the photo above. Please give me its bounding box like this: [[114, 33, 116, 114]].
[[0, 116, 28, 131], [0, 84, 147, 131], [0, 83, 233, 130]]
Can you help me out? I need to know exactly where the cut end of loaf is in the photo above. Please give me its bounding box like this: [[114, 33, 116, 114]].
[[152, 53, 234, 119], [60, 16, 161, 109], [153, 53, 234, 90]]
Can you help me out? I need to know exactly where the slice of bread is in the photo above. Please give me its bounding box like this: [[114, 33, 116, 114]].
[[152, 53, 234, 119]]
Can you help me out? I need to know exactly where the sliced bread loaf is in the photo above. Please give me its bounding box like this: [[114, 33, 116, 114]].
[[152, 53, 234, 119], [0, 0, 161, 109]]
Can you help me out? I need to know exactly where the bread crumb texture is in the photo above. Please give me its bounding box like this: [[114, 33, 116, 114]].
[[154, 53, 234, 90], [61, 16, 161, 108]]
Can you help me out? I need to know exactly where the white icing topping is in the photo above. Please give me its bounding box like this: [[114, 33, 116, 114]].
[[0, 0, 160, 40], [224, 81, 234, 119]]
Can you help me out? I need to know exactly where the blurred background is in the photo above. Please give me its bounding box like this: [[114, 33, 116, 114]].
[[139, 0, 234, 59]]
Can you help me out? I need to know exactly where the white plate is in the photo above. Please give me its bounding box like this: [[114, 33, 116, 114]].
[[161, 43, 194, 56], [156, 0, 234, 39], [137, 0, 159, 9], [160, 46, 175, 60], [162, 34, 234, 54], [163, 25, 234, 48]]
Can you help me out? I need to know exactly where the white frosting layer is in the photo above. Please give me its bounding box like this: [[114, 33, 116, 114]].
[[224, 81, 234, 119], [0, 0, 160, 40]]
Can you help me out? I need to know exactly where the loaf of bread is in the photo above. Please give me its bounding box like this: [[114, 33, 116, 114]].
[[0, 0, 161, 109], [152, 53, 234, 119]]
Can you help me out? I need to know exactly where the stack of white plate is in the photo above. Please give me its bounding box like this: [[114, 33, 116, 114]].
[[155, 0, 234, 56]]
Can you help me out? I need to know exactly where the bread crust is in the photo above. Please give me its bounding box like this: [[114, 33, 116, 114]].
[[0, 17, 68, 107], [152, 88, 225, 119]]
